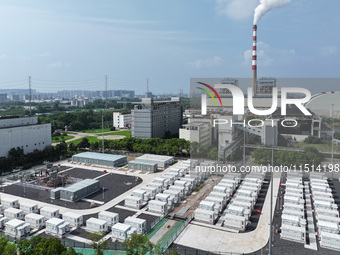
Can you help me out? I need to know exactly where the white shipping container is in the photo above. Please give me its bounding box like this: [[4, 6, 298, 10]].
[[19, 202, 39, 214], [25, 213, 45, 229], [4, 208, 24, 220], [319, 231, 340, 251], [283, 202, 304, 212], [5, 219, 30, 238], [147, 183, 163, 193], [224, 214, 247, 231], [1, 197, 19, 209], [194, 208, 216, 224], [141, 186, 157, 199], [0, 215, 8, 229], [317, 220, 340, 234], [86, 218, 108, 233], [163, 190, 180, 203], [62, 212, 83, 227], [124, 216, 146, 234], [281, 223, 305, 242], [132, 189, 150, 201], [168, 186, 185, 198], [124, 196, 143, 209], [153, 178, 169, 188], [46, 218, 70, 237], [98, 211, 119, 226], [40, 207, 59, 220], [112, 223, 136, 241], [315, 208, 339, 218], [148, 200, 167, 214]]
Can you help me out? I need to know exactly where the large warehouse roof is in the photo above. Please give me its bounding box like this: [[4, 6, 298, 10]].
[[63, 179, 99, 193], [73, 152, 126, 161]]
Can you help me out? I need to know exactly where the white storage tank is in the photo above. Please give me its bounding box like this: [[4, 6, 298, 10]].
[[25, 213, 45, 229], [86, 217, 108, 233], [5, 219, 30, 238], [46, 218, 70, 237], [62, 212, 83, 228], [124, 196, 143, 209], [19, 202, 39, 214], [98, 211, 119, 227], [224, 214, 247, 231], [281, 223, 305, 242], [40, 207, 59, 220], [112, 222, 137, 241], [4, 208, 24, 220], [1, 197, 19, 209], [194, 208, 216, 224], [124, 216, 146, 234], [148, 200, 167, 214]]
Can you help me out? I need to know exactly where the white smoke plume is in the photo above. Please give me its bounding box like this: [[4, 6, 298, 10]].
[[254, 0, 291, 24]]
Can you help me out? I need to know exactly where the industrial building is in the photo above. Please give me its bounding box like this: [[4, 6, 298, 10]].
[[179, 122, 212, 147], [50, 179, 100, 202], [113, 112, 132, 129], [128, 160, 158, 172], [72, 152, 127, 167], [134, 154, 174, 168], [0, 116, 51, 157], [131, 97, 182, 139]]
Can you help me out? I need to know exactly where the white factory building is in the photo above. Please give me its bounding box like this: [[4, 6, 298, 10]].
[[113, 112, 132, 129], [0, 116, 51, 157]]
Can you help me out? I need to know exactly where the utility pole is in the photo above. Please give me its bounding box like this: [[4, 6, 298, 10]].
[[29, 76, 32, 115], [102, 110, 104, 153], [331, 104, 334, 179], [105, 75, 108, 110]]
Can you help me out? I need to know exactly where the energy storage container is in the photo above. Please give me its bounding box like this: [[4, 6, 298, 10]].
[[316, 215, 340, 224], [284, 195, 304, 205], [281, 223, 305, 242], [205, 196, 224, 210], [180, 177, 197, 188], [283, 202, 304, 212], [319, 230, 340, 251], [112, 223, 137, 241], [168, 186, 185, 199], [5, 219, 30, 238], [282, 214, 306, 228], [148, 200, 167, 214], [62, 212, 83, 228], [147, 183, 163, 193], [174, 180, 191, 192], [153, 178, 169, 189], [223, 213, 247, 231], [40, 207, 59, 220], [0, 215, 8, 229], [194, 208, 216, 224], [285, 192, 303, 200], [124, 196, 143, 209], [124, 216, 146, 234], [161, 174, 176, 185], [314, 208, 339, 218], [155, 193, 174, 207], [46, 218, 70, 237], [98, 211, 119, 227], [132, 189, 150, 201], [213, 186, 231, 195], [19, 202, 39, 214], [311, 191, 333, 199], [163, 190, 181, 203], [282, 209, 305, 219], [86, 218, 108, 233], [4, 208, 24, 220], [1, 197, 19, 209], [25, 213, 45, 229], [314, 200, 338, 210], [317, 220, 340, 234], [285, 187, 303, 195], [141, 186, 157, 199], [209, 192, 228, 205]]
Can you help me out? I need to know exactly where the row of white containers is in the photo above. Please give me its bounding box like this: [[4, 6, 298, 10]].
[[281, 173, 306, 243], [124, 160, 207, 215], [310, 173, 340, 251], [223, 171, 265, 231]]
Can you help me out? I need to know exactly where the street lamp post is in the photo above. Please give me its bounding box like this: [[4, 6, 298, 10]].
[[269, 148, 274, 255]]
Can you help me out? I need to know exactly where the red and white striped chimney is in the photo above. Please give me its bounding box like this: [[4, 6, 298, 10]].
[[251, 24, 257, 96]]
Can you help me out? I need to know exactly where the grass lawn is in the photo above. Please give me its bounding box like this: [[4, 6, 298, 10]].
[[292, 142, 340, 152], [52, 135, 74, 143], [97, 130, 131, 137], [81, 128, 111, 133], [67, 136, 101, 146]]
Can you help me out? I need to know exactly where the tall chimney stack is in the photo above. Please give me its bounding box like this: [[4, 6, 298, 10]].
[[251, 24, 257, 96]]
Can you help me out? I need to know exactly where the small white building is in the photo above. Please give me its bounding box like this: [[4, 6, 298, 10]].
[[19, 202, 39, 214], [281, 223, 305, 242], [141, 186, 158, 199], [86, 217, 108, 233], [5, 219, 30, 238], [163, 189, 181, 203], [147, 183, 164, 193], [148, 200, 167, 214], [199, 201, 216, 212], [155, 193, 174, 207], [168, 186, 185, 199], [174, 180, 191, 192], [224, 214, 247, 231], [1, 197, 19, 209], [161, 174, 177, 184], [112, 223, 137, 241], [213, 186, 231, 195], [98, 211, 119, 227], [25, 213, 45, 229], [153, 178, 170, 188], [124, 216, 146, 234], [46, 218, 70, 237], [40, 207, 59, 220], [4, 208, 24, 220], [124, 196, 143, 209], [62, 212, 83, 228], [194, 208, 216, 224]]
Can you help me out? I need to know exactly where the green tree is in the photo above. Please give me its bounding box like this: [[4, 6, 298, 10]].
[[122, 233, 161, 255], [164, 249, 180, 255], [3, 242, 17, 255], [87, 231, 108, 255]]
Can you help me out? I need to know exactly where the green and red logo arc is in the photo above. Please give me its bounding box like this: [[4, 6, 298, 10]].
[[196, 82, 223, 106]]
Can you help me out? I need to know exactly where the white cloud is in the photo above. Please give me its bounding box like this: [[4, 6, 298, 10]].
[[47, 62, 70, 69], [215, 0, 259, 21], [189, 56, 222, 69], [38, 52, 51, 57], [319, 46, 339, 57], [242, 41, 295, 66]]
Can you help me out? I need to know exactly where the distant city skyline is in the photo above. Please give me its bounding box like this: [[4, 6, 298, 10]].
[[0, 0, 339, 94]]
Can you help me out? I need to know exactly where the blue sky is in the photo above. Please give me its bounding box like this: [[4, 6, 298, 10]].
[[0, 0, 339, 94]]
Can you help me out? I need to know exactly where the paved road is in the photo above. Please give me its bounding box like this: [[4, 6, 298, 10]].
[[174, 172, 282, 254]]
